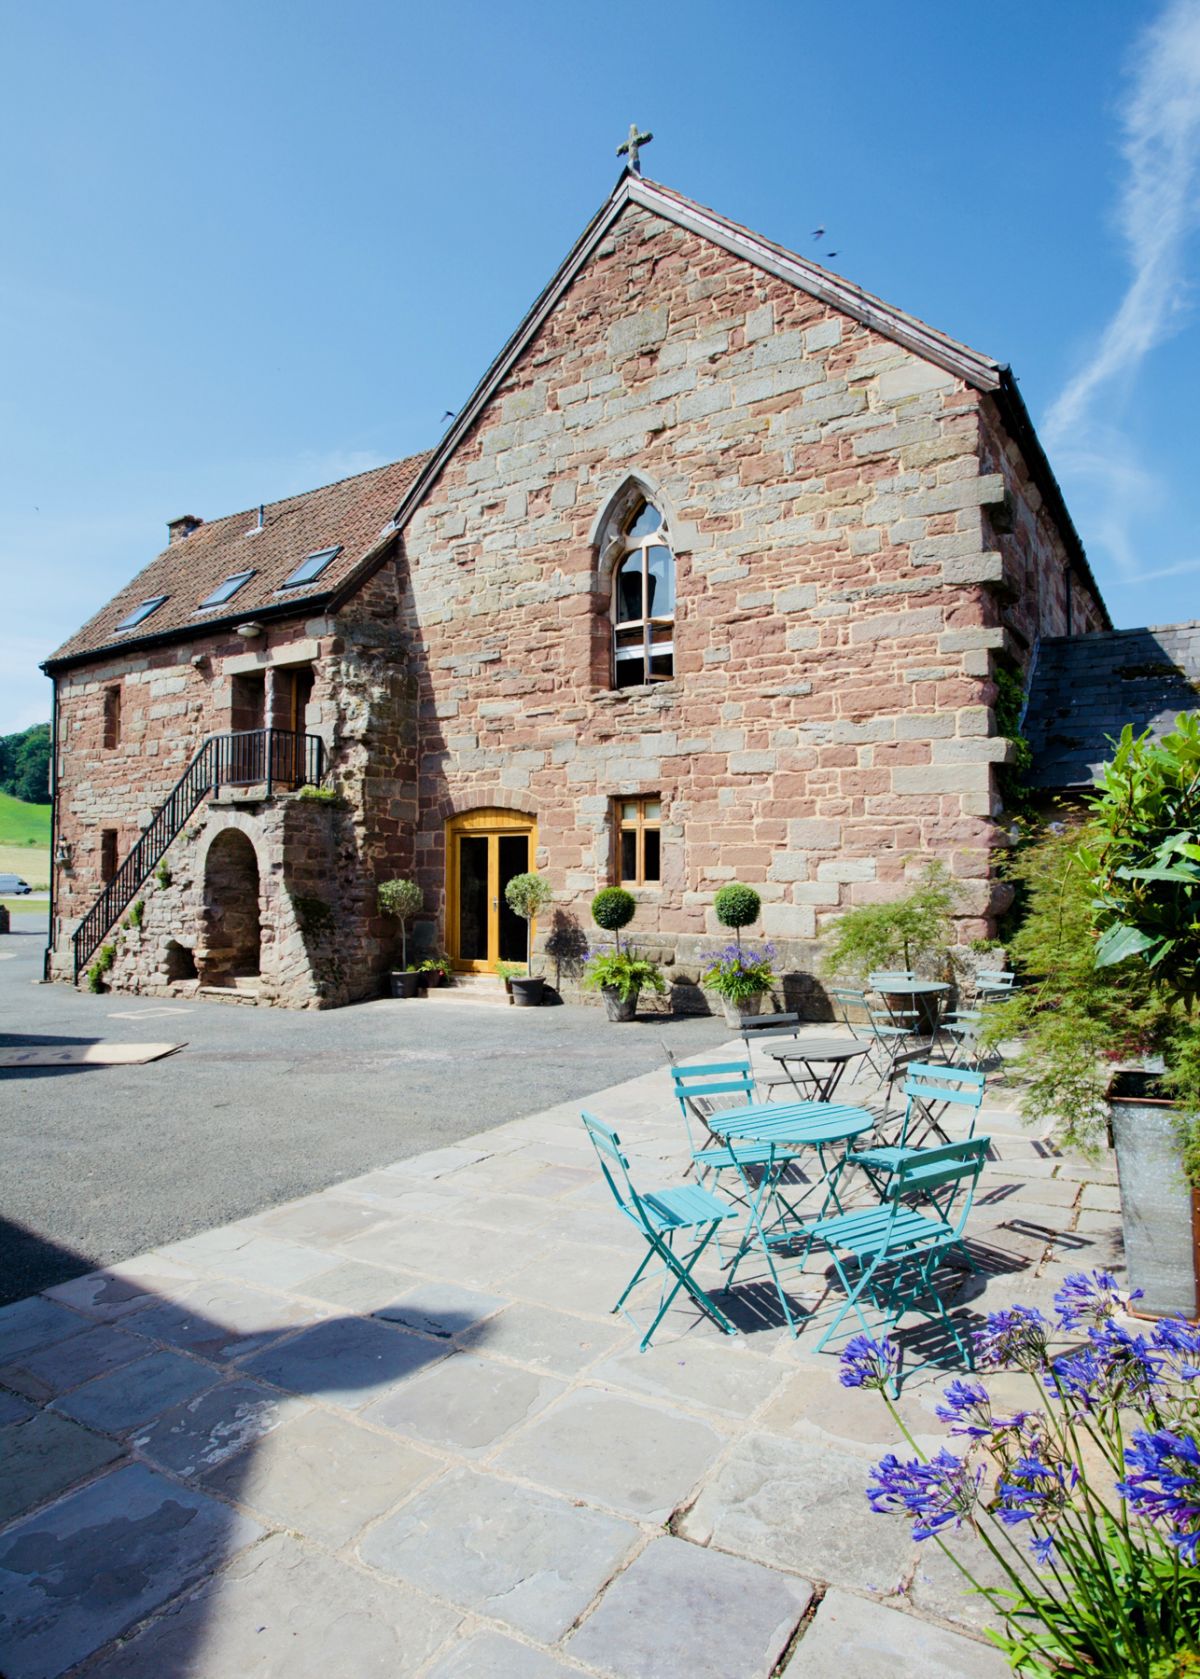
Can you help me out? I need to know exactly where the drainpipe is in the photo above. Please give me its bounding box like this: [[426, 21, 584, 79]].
[[43, 674, 58, 982]]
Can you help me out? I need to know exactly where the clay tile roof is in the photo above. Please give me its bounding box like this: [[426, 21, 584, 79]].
[[1024, 623, 1200, 789], [44, 452, 431, 670]]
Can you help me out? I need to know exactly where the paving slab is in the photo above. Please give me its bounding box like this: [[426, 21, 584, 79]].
[[43, 1254, 199, 1320], [0, 1296, 87, 1364], [240, 1314, 448, 1409], [458, 1301, 628, 1376], [294, 1258, 424, 1313], [591, 1339, 787, 1420], [86, 1531, 460, 1678], [132, 1378, 312, 1477], [202, 1406, 438, 1546], [249, 1193, 396, 1247], [0, 1389, 36, 1426], [569, 1535, 812, 1679], [358, 1467, 638, 1641], [0, 1461, 262, 1679], [785, 1587, 1009, 1675], [128, 1276, 327, 1362], [0, 1409, 124, 1525], [678, 1432, 915, 1592], [0, 1321, 148, 1402], [363, 1352, 563, 1455], [495, 1389, 725, 1521], [424, 1631, 580, 1677], [375, 1281, 510, 1338], [52, 1348, 218, 1435], [159, 1229, 342, 1290]]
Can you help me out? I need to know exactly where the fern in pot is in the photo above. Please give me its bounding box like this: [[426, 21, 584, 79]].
[[582, 888, 664, 1022]]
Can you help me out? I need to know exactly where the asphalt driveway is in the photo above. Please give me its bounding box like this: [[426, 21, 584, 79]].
[[0, 909, 727, 1303]]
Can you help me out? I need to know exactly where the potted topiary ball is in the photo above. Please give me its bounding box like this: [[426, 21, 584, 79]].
[[503, 871, 553, 1006], [378, 878, 424, 998], [704, 882, 774, 1025], [585, 886, 654, 1022]]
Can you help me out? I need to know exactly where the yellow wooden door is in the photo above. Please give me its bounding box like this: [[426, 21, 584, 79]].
[[447, 810, 537, 973]]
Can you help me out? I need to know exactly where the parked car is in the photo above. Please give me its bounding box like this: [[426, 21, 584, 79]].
[[0, 875, 32, 895]]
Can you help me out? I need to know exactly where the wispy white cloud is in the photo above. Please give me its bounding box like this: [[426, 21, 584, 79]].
[[1044, 0, 1200, 592], [1046, 0, 1200, 444]]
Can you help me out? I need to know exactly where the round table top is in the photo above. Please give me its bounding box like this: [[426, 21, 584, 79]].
[[765, 1037, 871, 1065], [871, 977, 950, 995], [709, 1098, 876, 1148]]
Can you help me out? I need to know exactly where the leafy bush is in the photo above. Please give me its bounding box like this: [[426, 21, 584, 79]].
[[847, 1272, 1200, 1679], [582, 948, 666, 1003], [591, 887, 637, 953], [155, 860, 172, 890], [127, 898, 144, 929], [377, 878, 423, 969], [297, 785, 342, 804], [701, 942, 776, 1002], [714, 883, 761, 945], [504, 871, 552, 974], [86, 942, 116, 993], [822, 862, 963, 981]]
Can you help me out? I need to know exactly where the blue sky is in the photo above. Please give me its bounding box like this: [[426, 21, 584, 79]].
[[3, 0, 1200, 731]]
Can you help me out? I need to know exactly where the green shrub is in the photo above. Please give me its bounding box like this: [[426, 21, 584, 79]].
[[591, 887, 636, 953], [87, 942, 116, 992], [582, 949, 666, 1003], [127, 898, 144, 929], [297, 785, 342, 804], [714, 883, 761, 946], [155, 860, 172, 890], [822, 862, 963, 982]]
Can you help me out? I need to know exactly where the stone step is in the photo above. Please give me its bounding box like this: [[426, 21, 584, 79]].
[[422, 980, 512, 1008]]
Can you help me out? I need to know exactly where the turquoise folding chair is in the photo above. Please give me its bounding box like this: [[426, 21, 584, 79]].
[[830, 986, 918, 1101], [850, 1063, 987, 1189], [581, 1112, 740, 1351], [976, 968, 1018, 1002], [808, 1136, 990, 1387], [669, 1060, 804, 1201]]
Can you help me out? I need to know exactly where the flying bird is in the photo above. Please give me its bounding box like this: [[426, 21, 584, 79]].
[[826, 251, 838, 259], [441, 410, 456, 423], [811, 226, 825, 239]]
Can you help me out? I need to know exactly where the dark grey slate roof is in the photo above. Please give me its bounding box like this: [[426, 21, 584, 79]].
[[1024, 622, 1200, 789]]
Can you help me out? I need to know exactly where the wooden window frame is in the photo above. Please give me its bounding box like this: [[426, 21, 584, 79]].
[[615, 796, 662, 887]]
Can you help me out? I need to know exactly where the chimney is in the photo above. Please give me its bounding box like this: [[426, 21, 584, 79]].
[[167, 514, 203, 545]]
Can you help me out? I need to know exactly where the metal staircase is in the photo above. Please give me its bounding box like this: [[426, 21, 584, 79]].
[[71, 729, 324, 978]]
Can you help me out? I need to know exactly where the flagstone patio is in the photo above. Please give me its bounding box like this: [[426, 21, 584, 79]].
[[0, 1033, 1123, 1678]]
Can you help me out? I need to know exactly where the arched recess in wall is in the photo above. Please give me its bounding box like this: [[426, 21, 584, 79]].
[[201, 828, 262, 983], [590, 474, 678, 689]]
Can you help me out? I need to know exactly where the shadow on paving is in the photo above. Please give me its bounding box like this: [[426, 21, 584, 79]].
[[0, 1216, 489, 1678]]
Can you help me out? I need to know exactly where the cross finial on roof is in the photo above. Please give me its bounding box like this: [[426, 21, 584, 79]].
[[616, 123, 653, 175]]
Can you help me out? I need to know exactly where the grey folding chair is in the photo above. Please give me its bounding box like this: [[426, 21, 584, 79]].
[[738, 1012, 804, 1100]]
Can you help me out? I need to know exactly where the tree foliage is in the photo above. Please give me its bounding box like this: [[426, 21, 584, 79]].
[[377, 877, 423, 969], [713, 883, 761, 944], [591, 886, 636, 953], [821, 862, 963, 982], [0, 723, 51, 804]]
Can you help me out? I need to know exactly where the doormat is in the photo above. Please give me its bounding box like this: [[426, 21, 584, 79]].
[[0, 1042, 185, 1068]]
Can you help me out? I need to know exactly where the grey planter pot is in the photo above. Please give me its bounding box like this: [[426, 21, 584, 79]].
[[721, 993, 764, 1028], [602, 986, 639, 1023], [389, 970, 421, 999], [1108, 1070, 1198, 1318], [509, 975, 545, 1008]]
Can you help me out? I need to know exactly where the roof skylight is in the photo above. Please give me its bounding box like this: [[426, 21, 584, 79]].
[[279, 546, 342, 589], [196, 570, 255, 610], [115, 596, 168, 631]]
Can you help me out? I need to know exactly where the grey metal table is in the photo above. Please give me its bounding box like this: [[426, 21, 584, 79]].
[[764, 1036, 872, 1102], [871, 977, 950, 1036]]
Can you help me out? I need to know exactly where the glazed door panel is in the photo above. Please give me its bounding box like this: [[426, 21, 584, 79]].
[[447, 813, 536, 973]]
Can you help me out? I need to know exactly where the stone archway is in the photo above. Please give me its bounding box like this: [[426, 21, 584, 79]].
[[200, 828, 262, 983]]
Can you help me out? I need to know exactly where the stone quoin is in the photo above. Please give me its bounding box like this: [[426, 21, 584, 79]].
[[42, 171, 1111, 1009]]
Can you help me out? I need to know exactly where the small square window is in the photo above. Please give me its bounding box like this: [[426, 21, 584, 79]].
[[279, 546, 342, 589], [196, 570, 254, 610], [115, 595, 167, 630], [616, 795, 662, 886]]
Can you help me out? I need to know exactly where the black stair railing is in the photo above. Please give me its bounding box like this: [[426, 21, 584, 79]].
[[71, 729, 325, 978]]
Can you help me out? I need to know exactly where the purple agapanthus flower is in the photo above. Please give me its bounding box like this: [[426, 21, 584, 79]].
[[1117, 1429, 1200, 1564], [867, 1448, 983, 1541], [935, 1378, 995, 1439], [1089, 1319, 1164, 1402], [995, 1453, 1079, 1538], [974, 1305, 1050, 1372], [839, 1334, 900, 1391], [1053, 1270, 1142, 1331], [1051, 1347, 1106, 1412], [1152, 1317, 1200, 1382]]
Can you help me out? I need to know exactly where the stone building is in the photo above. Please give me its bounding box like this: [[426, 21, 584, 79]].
[[42, 171, 1111, 1008]]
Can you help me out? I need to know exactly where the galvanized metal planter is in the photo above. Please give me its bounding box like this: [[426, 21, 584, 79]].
[[1108, 1071, 1199, 1319], [720, 993, 764, 1029]]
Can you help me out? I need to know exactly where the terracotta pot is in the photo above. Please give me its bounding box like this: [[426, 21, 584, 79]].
[[602, 985, 639, 1023], [1108, 1069, 1199, 1318]]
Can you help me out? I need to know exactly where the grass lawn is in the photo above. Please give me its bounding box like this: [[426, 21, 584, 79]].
[[0, 792, 52, 888], [1, 898, 47, 919]]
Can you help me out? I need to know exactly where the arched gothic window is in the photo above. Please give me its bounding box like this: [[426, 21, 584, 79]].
[[610, 499, 675, 688]]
